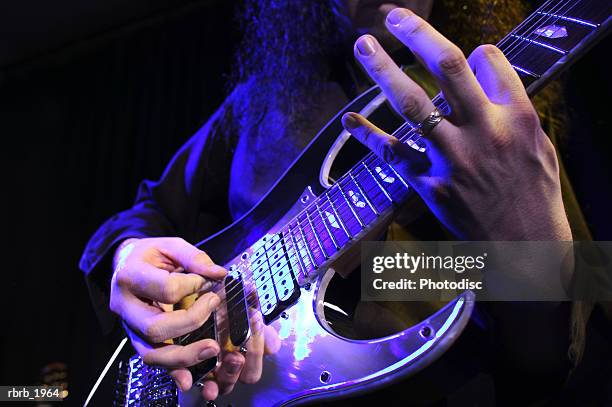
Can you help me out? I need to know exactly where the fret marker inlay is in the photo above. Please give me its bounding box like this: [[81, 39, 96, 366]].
[[348, 190, 366, 208], [375, 166, 396, 184], [324, 211, 340, 229], [534, 25, 568, 39]]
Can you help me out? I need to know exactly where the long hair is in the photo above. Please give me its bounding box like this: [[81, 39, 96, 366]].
[[231, 0, 353, 146]]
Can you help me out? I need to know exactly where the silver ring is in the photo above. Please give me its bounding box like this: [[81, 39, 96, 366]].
[[239, 346, 248, 355], [418, 108, 443, 137]]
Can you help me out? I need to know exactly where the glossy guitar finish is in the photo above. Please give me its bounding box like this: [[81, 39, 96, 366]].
[[182, 278, 473, 407], [178, 83, 476, 406]]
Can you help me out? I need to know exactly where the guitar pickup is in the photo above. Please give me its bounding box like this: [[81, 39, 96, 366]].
[[177, 312, 218, 386], [224, 274, 250, 347]]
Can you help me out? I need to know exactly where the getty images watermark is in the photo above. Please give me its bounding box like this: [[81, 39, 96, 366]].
[[361, 241, 612, 301]]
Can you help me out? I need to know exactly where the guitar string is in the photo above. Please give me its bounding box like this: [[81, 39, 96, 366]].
[[185, 1, 574, 376], [224, 0, 583, 305], [211, 0, 578, 317], [182, 0, 585, 343], [505, 0, 578, 63], [265, 0, 577, 267], [127, 0, 591, 394], [205, 1, 582, 333], [197, 0, 582, 335]]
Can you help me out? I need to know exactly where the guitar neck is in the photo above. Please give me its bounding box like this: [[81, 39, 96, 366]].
[[274, 0, 612, 282], [497, 0, 612, 96], [241, 0, 612, 325]]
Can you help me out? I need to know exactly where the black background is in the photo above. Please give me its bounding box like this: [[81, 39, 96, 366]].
[[0, 0, 610, 405]]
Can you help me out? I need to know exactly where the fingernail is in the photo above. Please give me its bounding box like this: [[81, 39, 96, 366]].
[[355, 36, 376, 56], [386, 8, 412, 26], [214, 265, 228, 276], [342, 112, 359, 130], [208, 295, 220, 309], [197, 280, 214, 294], [198, 347, 218, 361], [225, 362, 242, 375]]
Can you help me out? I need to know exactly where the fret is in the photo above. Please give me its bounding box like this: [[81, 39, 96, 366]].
[[295, 219, 318, 270], [307, 207, 338, 257], [511, 16, 596, 52], [512, 64, 540, 78], [353, 163, 392, 214], [539, 0, 612, 26], [336, 182, 366, 229], [314, 200, 341, 250], [496, 0, 611, 93], [329, 191, 363, 237], [503, 38, 564, 77], [371, 160, 412, 203], [340, 176, 377, 224], [298, 214, 327, 265], [509, 34, 567, 55], [384, 160, 410, 190], [282, 238, 305, 283], [287, 224, 310, 279], [348, 172, 379, 217], [305, 209, 330, 259], [362, 161, 393, 203], [536, 11, 598, 28], [324, 192, 353, 241]]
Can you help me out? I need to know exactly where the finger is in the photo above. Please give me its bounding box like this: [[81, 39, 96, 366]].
[[263, 325, 281, 355], [169, 368, 192, 392], [385, 8, 490, 121], [248, 306, 281, 355], [141, 338, 220, 369], [468, 44, 529, 105], [159, 237, 227, 279], [201, 380, 219, 401], [239, 313, 265, 384], [122, 292, 220, 343], [216, 352, 245, 395], [124, 261, 209, 303], [342, 112, 430, 177], [353, 34, 435, 123]]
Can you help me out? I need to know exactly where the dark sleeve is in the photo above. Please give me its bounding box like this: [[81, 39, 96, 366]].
[[79, 102, 235, 334]]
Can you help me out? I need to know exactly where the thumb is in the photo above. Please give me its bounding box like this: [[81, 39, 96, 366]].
[[160, 237, 227, 280]]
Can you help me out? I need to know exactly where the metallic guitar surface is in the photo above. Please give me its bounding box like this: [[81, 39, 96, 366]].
[[178, 84, 475, 406], [85, 85, 476, 407], [181, 275, 474, 407]]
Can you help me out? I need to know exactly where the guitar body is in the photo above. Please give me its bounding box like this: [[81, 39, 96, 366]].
[[187, 85, 473, 406], [86, 85, 475, 406], [183, 275, 472, 407]]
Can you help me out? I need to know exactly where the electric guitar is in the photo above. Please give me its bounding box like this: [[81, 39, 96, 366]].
[[85, 1, 612, 405]]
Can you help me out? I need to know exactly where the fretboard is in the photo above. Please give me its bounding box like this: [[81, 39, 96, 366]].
[[247, 0, 611, 322], [498, 0, 612, 95]]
